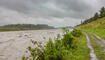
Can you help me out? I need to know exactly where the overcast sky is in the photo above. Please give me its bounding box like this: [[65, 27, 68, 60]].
[[0, 0, 105, 27]]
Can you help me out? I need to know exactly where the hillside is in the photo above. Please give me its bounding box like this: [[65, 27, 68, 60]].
[[76, 17, 105, 60], [78, 17, 105, 29], [75, 7, 105, 60], [0, 24, 55, 31], [77, 17, 105, 39]]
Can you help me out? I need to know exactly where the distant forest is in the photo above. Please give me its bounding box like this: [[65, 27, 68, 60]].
[[0, 24, 55, 31]]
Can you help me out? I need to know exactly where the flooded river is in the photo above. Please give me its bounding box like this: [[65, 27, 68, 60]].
[[0, 29, 63, 60]]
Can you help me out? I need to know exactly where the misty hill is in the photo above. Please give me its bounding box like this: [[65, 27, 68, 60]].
[[66, 26, 74, 29], [58, 26, 73, 29], [0, 24, 55, 31]]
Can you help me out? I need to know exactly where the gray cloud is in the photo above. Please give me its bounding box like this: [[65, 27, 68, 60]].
[[0, 0, 105, 27]]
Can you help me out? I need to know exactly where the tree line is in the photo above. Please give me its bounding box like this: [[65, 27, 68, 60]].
[[0, 24, 54, 31], [81, 7, 105, 25], [2, 24, 54, 29]]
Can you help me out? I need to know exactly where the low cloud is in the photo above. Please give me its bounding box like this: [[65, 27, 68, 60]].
[[0, 0, 105, 27]]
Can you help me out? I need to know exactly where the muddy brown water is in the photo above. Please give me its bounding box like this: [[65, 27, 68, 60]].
[[0, 29, 64, 60]]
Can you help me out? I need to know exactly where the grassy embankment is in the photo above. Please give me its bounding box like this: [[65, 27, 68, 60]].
[[63, 34, 90, 60], [77, 17, 105, 39], [87, 32, 105, 60], [77, 17, 105, 60]]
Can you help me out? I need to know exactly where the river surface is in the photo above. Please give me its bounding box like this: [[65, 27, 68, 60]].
[[0, 29, 63, 60]]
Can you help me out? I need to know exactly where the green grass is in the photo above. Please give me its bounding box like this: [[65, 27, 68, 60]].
[[77, 17, 105, 39], [80, 28, 105, 39], [76, 17, 105, 60], [63, 35, 90, 60], [87, 33, 105, 60], [77, 24, 105, 60], [77, 25, 105, 60]]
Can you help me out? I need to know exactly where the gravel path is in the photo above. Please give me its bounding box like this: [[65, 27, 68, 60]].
[[0, 29, 63, 60], [85, 33, 98, 60]]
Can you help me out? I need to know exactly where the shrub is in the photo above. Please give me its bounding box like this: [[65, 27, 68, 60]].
[[21, 40, 45, 60], [71, 29, 82, 37], [45, 38, 57, 60], [45, 38, 64, 60], [21, 56, 25, 60], [62, 27, 74, 48], [62, 33, 74, 48]]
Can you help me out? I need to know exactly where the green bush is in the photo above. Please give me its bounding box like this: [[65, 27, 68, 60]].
[[21, 40, 45, 60], [62, 33, 74, 48], [71, 29, 82, 37], [45, 38, 57, 60], [45, 38, 66, 60]]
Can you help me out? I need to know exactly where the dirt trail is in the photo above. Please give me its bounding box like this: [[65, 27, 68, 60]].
[[89, 33, 105, 52], [0, 29, 63, 60], [85, 33, 99, 60], [94, 34, 105, 44]]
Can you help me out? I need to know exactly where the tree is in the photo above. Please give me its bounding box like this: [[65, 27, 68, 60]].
[[93, 12, 99, 20], [77, 6, 105, 26], [100, 7, 105, 18], [81, 20, 83, 24]]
